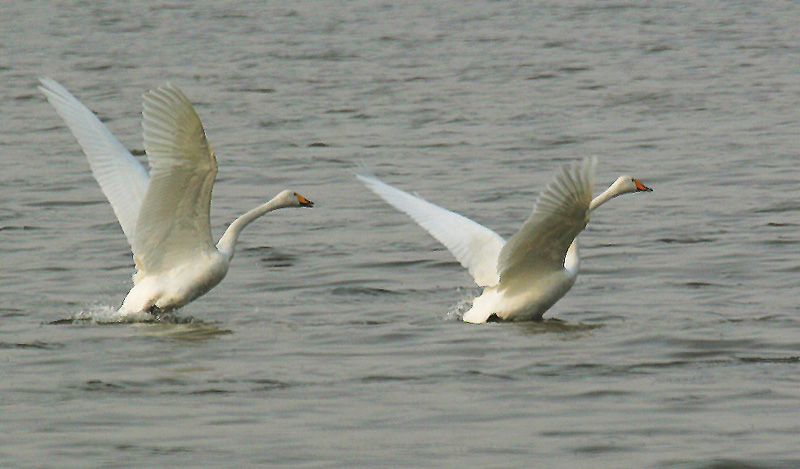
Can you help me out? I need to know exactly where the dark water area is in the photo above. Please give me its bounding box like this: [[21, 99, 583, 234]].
[[2, 1, 800, 467]]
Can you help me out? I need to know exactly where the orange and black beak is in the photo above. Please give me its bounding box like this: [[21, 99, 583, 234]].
[[634, 179, 652, 192], [296, 193, 314, 207]]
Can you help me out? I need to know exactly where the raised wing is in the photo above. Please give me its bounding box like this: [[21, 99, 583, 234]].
[[356, 170, 506, 287], [497, 157, 596, 283], [132, 83, 218, 274], [39, 77, 150, 245]]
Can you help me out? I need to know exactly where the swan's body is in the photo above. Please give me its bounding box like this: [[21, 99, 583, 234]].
[[39, 78, 313, 318], [356, 158, 651, 323]]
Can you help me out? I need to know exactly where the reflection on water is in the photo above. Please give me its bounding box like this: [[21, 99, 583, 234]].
[[514, 318, 603, 336], [131, 322, 233, 341]]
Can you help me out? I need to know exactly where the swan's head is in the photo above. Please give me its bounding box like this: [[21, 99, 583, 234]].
[[610, 176, 652, 196], [275, 189, 314, 208], [590, 175, 651, 211]]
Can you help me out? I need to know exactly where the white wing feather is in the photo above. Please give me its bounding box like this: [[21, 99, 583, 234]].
[[38, 77, 149, 245], [497, 157, 596, 283], [132, 84, 218, 274], [356, 171, 506, 287]]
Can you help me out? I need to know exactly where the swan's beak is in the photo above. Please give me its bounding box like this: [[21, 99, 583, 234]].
[[633, 179, 652, 192], [296, 193, 314, 207]]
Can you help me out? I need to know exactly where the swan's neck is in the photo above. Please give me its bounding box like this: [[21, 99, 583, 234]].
[[589, 184, 623, 212], [564, 239, 580, 276], [568, 181, 624, 274], [216, 197, 290, 261]]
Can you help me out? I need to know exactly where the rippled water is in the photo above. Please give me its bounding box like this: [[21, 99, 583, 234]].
[[3, 1, 800, 467]]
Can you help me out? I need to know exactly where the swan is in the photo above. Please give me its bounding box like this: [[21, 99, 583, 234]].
[[39, 78, 314, 318], [356, 157, 651, 323]]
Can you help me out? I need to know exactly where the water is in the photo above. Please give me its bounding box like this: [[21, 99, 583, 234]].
[[3, 1, 800, 467]]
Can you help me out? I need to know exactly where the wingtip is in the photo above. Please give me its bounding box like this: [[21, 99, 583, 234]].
[[37, 76, 63, 98], [352, 160, 376, 180], [587, 155, 598, 172], [142, 81, 188, 106]]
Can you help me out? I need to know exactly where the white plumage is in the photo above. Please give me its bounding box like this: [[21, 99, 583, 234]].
[[40, 78, 313, 319], [357, 158, 651, 323]]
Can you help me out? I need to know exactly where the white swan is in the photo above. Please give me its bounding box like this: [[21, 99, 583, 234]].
[[39, 78, 314, 318], [356, 157, 651, 323]]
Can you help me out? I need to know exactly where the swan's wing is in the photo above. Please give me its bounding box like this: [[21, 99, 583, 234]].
[[497, 157, 596, 283], [38, 77, 149, 245], [132, 83, 217, 274], [356, 170, 506, 287]]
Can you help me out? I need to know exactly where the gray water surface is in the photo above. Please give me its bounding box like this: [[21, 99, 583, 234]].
[[3, 1, 800, 467]]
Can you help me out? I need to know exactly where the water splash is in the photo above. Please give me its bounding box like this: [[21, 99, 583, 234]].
[[49, 304, 232, 339], [50, 305, 194, 325], [444, 288, 477, 321]]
